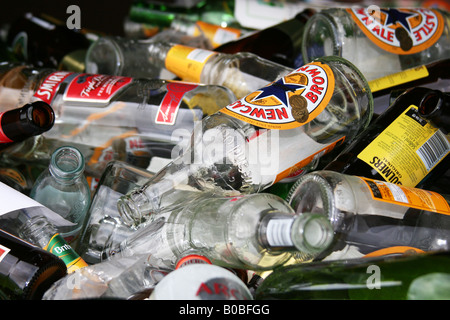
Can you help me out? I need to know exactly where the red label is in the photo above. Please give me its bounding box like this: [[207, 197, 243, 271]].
[[0, 243, 10, 263], [64, 74, 132, 103], [34, 71, 73, 104], [0, 112, 13, 143], [155, 82, 198, 125]]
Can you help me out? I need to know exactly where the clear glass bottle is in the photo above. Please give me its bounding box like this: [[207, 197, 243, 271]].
[[30, 146, 91, 247], [109, 192, 334, 271], [86, 40, 294, 99], [0, 62, 236, 187], [77, 160, 155, 265], [287, 170, 450, 261], [302, 7, 450, 81], [117, 56, 373, 226]]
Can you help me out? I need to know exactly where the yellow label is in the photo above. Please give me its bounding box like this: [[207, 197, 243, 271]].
[[348, 8, 444, 55], [165, 44, 218, 83], [221, 61, 335, 130], [368, 65, 429, 92], [361, 176, 450, 215], [357, 105, 450, 187]]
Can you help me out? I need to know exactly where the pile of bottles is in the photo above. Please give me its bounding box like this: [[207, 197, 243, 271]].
[[0, 0, 449, 302]]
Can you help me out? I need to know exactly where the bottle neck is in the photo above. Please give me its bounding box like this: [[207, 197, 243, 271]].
[[418, 90, 450, 134], [49, 146, 85, 183], [258, 211, 333, 254]]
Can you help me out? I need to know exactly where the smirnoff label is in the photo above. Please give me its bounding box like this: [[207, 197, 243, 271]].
[[348, 8, 444, 55], [33, 72, 132, 105], [220, 61, 335, 130]]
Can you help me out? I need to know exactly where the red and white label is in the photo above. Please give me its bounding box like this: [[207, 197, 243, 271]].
[[64, 74, 132, 103], [34, 71, 73, 104], [0, 243, 10, 263], [155, 81, 198, 125], [0, 112, 13, 143]]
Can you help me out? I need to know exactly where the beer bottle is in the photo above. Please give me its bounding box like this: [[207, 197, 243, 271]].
[[214, 9, 316, 68], [324, 87, 449, 189], [0, 101, 54, 146], [369, 59, 450, 115], [0, 228, 67, 300], [6, 12, 93, 71]]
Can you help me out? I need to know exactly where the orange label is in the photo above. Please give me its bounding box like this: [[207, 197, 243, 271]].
[[348, 8, 444, 55], [221, 61, 335, 130], [361, 177, 450, 215], [363, 246, 425, 258], [274, 136, 345, 183], [194, 21, 241, 48], [165, 44, 218, 83]]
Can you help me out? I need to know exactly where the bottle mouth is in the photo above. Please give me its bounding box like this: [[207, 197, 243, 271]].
[[25, 101, 55, 133], [50, 146, 85, 180], [292, 212, 334, 254], [85, 37, 124, 75], [302, 12, 341, 63], [117, 188, 151, 227]]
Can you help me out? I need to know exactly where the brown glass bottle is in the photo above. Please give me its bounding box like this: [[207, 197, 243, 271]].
[[214, 9, 316, 68], [324, 87, 450, 190], [418, 91, 450, 135], [0, 228, 67, 300], [6, 12, 92, 70], [370, 59, 450, 115], [0, 101, 54, 145]]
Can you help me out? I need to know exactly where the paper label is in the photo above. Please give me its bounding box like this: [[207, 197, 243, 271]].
[[368, 65, 429, 92], [64, 74, 132, 103], [348, 8, 444, 55], [357, 105, 450, 186], [194, 21, 241, 48], [0, 243, 10, 263], [44, 233, 88, 273], [155, 81, 198, 125], [221, 61, 335, 130], [33, 71, 74, 104], [0, 112, 13, 143], [361, 177, 450, 215], [165, 45, 217, 83]]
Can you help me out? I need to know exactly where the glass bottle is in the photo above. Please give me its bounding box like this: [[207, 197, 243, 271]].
[[323, 87, 449, 189], [86, 40, 294, 99], [109, 192, 334, 271], [0, 228, 67, 300], [0, 101, 54, 146], [77, 160, 155, 265], [0, 62, 236, 187], [214, 8, 316, 68], [368, 58, 450, 115], [0, 182, 88, 273], [302, 7, 450, 81], [149, 262, 253, 300], [255, 251, 450, 300], [30, 146, 91, 247], [287, 170, 450, 261], [117, 56, 373, 226], [6, 12, 93, 70], [417, 90, 450, 134]]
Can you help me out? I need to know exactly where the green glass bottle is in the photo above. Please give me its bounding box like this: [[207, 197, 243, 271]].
[[255, 251, 450, 300]]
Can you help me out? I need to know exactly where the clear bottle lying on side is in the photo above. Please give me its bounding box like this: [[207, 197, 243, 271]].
[[108, 192, 334, 272], [286, 170, 450, 261], [0, 62, 236, 186], [117, 56, 373, 227], [85, 39, 294, 99], [302, 7, 450, 81]]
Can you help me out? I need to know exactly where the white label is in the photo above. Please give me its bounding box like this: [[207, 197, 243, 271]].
[[186, 49, 215, 63], [266, 218, 294, 247]]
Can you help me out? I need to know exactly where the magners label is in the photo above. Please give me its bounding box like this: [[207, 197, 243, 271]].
[[220, 61, 335, 130], [348, 8, 444, 55]]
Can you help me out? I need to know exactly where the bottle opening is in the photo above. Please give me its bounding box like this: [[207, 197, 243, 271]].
[[28, 101, 55, 131], [292, 212, 334, 254], [50, 146, 85, 179]]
